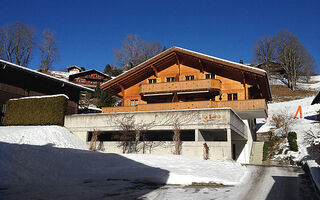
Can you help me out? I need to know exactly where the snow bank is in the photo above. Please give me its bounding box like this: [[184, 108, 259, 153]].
[[0, 126, 87, 149]]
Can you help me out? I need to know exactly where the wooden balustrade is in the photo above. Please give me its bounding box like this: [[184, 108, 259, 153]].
[[139, 79, 221, 94], [102, 99, 267, 113]]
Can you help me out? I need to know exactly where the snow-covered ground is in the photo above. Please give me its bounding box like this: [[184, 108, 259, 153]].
[[0, 126, 247, 199]]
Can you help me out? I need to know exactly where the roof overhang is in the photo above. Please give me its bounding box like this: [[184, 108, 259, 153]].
[[0, 59, 94, 92]]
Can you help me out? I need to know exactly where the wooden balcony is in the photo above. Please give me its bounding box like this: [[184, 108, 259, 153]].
[[139, 79, 221, 95], [102, 99, 268, 117]]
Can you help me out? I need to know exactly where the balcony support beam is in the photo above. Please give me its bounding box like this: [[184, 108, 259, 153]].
[[242, 72, 247, 100], [199, 59, 205, 73], [151, 65, 158, 77]]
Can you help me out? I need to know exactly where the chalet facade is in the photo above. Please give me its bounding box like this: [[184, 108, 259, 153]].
[[0, 60, 93, 124], [69, 69, 110, 89], [64, 47, 271, 164]]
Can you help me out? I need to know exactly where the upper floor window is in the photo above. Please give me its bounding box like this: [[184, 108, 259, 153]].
[[185, 75, 195, 81], [130, 99, 139, 106], [148, 79, 157, 84], [228, 93, 238, 101], [166, 77, 175, 82], [205, 73, 215, 79]]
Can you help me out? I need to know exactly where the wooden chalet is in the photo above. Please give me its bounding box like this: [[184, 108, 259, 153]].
[[69, 69, 110, 89], [101, 47, 271, 118], [0, 59, 94, 124], [67, 65, 82, 74]]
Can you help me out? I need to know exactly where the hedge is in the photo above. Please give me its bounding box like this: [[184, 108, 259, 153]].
[[4, 95, 68, 126], [287, 132, 298, 152]]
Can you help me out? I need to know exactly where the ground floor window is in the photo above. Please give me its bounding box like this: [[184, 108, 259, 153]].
[[87, 130, 195, 142]]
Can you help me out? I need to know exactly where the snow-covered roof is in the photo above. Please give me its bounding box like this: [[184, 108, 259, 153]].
[[0, 59, 94, 92]]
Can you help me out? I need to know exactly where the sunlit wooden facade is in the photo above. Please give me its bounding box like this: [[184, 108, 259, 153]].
[[101, 47, 271, 114]]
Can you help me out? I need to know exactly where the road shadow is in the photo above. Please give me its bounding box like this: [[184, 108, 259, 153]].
[[266, 174, 320, 200], [0, 142, 169, 200]]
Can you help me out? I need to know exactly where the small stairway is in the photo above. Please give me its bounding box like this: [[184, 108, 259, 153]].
[[250, 142, 264, 165]]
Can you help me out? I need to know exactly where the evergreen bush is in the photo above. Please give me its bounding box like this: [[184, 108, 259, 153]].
[[4, 95, 67, 126]]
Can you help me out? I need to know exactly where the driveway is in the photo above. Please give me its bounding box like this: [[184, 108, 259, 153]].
[[141, 165, 319, 200]]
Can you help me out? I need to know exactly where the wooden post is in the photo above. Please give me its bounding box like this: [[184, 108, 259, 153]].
[[119, 84, 125, 106], [242, 72, 247, 100]]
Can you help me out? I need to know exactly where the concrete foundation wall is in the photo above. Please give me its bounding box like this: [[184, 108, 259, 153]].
[[65, 108, 252, 163]]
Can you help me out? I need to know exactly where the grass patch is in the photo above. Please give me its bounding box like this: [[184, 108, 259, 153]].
[[270, 85, 317, 102]]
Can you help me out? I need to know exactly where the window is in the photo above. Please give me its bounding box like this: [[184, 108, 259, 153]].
[[148, 79, 157, 84], [233, 93, 238, 100], [130, 99, 138, 106], [166, 77, 175, 82], [185, 75, 195, 81], [205, 73, 215, 79], [228, 93, 238, 101]]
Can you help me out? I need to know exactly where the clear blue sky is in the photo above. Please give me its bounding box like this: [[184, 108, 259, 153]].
[[2, 0, 320, 73]]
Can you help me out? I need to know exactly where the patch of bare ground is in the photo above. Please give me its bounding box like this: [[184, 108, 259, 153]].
[[270, 85, 317, 102]]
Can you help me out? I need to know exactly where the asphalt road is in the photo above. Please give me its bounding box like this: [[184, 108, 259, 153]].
[[239, 165, 319, 200]]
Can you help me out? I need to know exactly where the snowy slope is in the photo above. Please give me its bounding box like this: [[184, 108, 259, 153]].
[[0, 126, 246, 190]]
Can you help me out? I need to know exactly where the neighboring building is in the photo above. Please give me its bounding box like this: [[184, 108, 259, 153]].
[[255, 61, 285, 77], [0, 59, 94, 124], [64, 47, 272, 164], [67, 65, 82, 74], [69, 69, 110, 89]]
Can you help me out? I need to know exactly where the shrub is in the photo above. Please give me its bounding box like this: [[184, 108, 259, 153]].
[[263, 141, 269, 161], [287, 132, 298, 152], [288, 132, 297, 141], [270, 111, 294, 136], [4, 95, 67, 126]]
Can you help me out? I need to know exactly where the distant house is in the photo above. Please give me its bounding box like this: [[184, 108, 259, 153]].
[[255, 61, 285, 77], [69, 69, 110, 89], [0, 59, 94, 124], [67, 65, 82, 74]]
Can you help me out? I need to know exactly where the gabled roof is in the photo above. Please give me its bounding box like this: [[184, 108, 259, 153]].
[[69, 69, 110, 80], [0, 59, 94, 92], [67, 65, 81, 71], [101, 47, 272, 101]]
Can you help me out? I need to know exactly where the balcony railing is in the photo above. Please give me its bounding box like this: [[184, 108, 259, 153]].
[[102, 99, 267, 115], [139, 79, 221, 94]]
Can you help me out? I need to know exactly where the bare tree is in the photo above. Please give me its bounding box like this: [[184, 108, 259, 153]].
[[39, 29, 59, 71], [253, 35, 277, 75], [0, 22, 36, 67], [253, 30, 317, 90], [112, 114, 157, 153], [161, 111, 199, 155], [114, 34, 165, 70], [275, 30, 315, 90]]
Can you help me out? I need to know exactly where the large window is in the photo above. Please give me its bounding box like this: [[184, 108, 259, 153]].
[[166, 77, 175, 82], [205, 73, 215, 79], [148, 79, 157, 84], [228, 93, 238, 101], [130, 99, 139, 106], [185, 75, 195, 81]]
